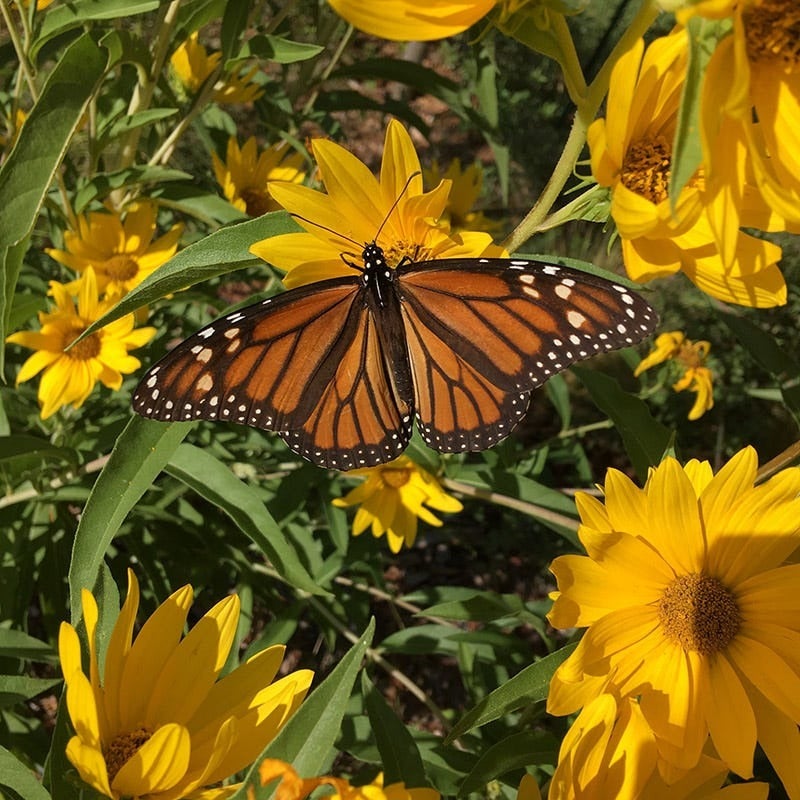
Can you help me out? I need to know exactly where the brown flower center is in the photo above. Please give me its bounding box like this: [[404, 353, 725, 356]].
[[658, 573, 741, 655], [103, 254, 139, 282], [382, 467, 412, 489], [743, 0, 800, 72], [240, 187, 273, 217], [103, 726, 153, 784], [64, 325, 101, 360], [383, 241, 430, 269], [620, 136, 672, 204]]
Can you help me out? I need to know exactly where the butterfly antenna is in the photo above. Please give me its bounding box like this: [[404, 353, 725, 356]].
[[373, 170, 421, 243], [290, 214, 362, 249], [290, 169, 421, 250]]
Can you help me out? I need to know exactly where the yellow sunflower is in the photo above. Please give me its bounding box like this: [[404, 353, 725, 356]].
[[46, 202, 182, 299], [681, 0, 800, 227], [549, 693, 769, 799], [325, 0, 497, 40], [171, 33, 263, 105], [588, 31, 786, 308], [256, 759, 440, 800], [423, 158, 499, 234], [212, 137, 306, 217], [635, 331, 714, 420], [546, 447, 800, 793], [332, 455, 463, 552], [59, 570, 313, 800], [252, 119, 505, 288], [6, 269, 155, 419]]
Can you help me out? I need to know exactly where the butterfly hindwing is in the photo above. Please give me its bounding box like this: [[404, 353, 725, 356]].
[[397, 258, 657, 451], [279, 301, 413, 470]]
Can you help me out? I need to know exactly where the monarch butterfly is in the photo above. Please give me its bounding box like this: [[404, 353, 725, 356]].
[[132, 240, 658, 471]]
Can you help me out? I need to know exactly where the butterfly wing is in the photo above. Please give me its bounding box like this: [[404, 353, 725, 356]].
[[397, 257, 658, 452], [132, 278, 412, 470]]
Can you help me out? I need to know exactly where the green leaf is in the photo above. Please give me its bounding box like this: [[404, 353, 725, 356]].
[[670, 17, 730, 208], [237, 620, 376, 800], [446, 645, 576, 742], [572, 366, 674, 481], [68, 417, 192, 624], [0, 675, 62, 709], [165, 444, 324, 596], [239, 35, 324, 64], [718, 309, 800, 419], [31, 0, 160, 59], [0, 33, 106, 369], [0, 629, 55, 662], [105, 108, 179, 139], [2, 235, 30, 341], [80, 212, 298, 338], [74, 165, 191, 213], [0, 746, 53, 800], [221, 1, 250, 62], [459, 731, 558, 796], [0, 435, 77, 480], [419, 590, 524, 622], [363, 674, 428, 786]]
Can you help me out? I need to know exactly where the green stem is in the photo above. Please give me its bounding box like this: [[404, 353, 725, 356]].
[[441, 477, 579, 533], [117, 0, 183, 171], [0, 0, 36, 98], [502, 0, 660, 253], [0, 0, 78, 229]]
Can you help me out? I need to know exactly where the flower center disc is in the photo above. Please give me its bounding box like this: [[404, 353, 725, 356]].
[[104, 254, 140, 282], [382, 467, 412, 488], [66, 327, 101, 360], [743, 0, 800, 72], [241, 187, 272, 217], [658, 573, 741, 655], [621, 136, 672, 204], [103, 726, 153, 784]]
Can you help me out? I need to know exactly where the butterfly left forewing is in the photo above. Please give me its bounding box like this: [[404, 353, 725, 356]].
[[398, 257, 657, 452]]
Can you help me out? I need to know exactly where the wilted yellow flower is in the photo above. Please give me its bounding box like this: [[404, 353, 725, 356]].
[[59, 570, 313, 800], [588, 32, 786, 307], [635, 331, 714, 420], [16, 0, 55, 8], [681, 0, 800, 229], [547, 447, 800, 792], [253, 119, 504, 288], [549, 693, 769, 800], [6, 269, 155, 419], [171, 32, 263, 105], [255, 760, 440, 800], [423, 159, 499, 233], [46, 203, 182, 299], [212, 137, 306, 217], [332, 455, 463, 552]]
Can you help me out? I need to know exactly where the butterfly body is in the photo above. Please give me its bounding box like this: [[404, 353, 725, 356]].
[[133, 247, 658, 470]]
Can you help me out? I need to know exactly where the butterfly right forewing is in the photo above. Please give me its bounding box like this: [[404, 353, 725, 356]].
[[397, 257, 658, 452]]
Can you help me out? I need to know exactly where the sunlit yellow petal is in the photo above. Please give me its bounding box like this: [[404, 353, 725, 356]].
[[112, 723, 190, 796]]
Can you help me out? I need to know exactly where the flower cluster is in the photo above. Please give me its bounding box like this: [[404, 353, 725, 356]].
[[545, 447, 800, 797], [588, 29, 789, 308], [6, 202, 180, 419]]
